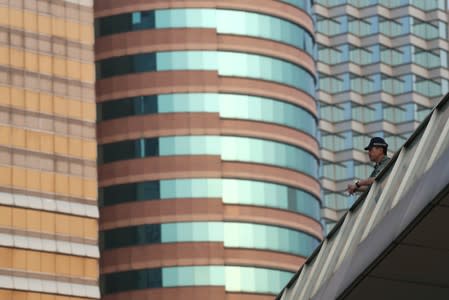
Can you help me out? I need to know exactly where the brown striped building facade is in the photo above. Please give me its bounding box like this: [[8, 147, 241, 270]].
[[95, 0, 322, 299], [0, 0, 99, 299]]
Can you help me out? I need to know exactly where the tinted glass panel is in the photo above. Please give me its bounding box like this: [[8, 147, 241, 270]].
[[95, 9, 314, 56], [100, 178, 320, 220], [98, 135, 318, 177], [97, 93, 317, 136], [96, 51, 316, 96], [101, 266, 293, 295], [101, 222, 320, 256]]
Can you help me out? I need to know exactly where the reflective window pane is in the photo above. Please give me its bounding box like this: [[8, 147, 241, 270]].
[[95, 9, 314, 56], [100, 178, 320, 220], [96, 51, 316, 96], [99, 135, 318, 177], [101, 221, 320, 257], [101, 266, 293, 295]]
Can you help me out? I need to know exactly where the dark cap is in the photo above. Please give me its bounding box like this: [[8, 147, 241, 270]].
[[364, 137, 388, 150]]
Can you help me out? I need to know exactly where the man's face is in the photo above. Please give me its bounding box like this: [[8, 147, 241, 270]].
[[368, 146, 384, 162]]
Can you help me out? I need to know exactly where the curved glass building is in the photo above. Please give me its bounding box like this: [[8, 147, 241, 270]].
[[95, 1, 322, 298]]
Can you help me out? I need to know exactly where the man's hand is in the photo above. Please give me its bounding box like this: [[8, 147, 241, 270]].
[[346, 183, 358, 195]]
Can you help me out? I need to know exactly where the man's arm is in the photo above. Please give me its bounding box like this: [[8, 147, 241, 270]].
[[346, 177, 375, 195]]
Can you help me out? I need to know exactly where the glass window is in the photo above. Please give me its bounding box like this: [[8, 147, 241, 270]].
[[348, 17, 372, 36], [314, 0, 345, 7], [351, 104, 380, 123], [379, 17, 403, 37], [382, 75, 405, 95], [378, 0, 402, 8], [411, 0, 446, 11], [350, 75, 375, 94], [318, 46, 343, 65], [100, 178, 321, 219], [413, 47, 440, 68], [383, 104, 408, 123], [353, 134, 371, 151], [384, 134, 407, 152], [412, 18, 440, 40], [99, 135, 319, 177], [347, 0, 372, 8], [101, 266, 294, 295], [319, 74, 344, 93], [323, 192, 352, 210], [355, 162, 372, 179], [96, 51, 316, 97], [101, 221, 320, 257], [316, 15, 343, 36], [319, 103, 346, 122], [414, 76, 441, 97], [322, 161, 350, 180], [321, 134, 346, 152], [95, 9, 315, 56], [350, 46, 373, 65], [380, 46, 404, 66]]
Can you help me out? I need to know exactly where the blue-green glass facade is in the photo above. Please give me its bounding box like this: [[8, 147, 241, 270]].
[[97, 93, 318, 135], [99, 178, 321, 220], [101, 222, 320, 256], [101, 265, 294, 295], [96, 1, 320, 297]]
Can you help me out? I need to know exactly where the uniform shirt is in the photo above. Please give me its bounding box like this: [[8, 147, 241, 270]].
[[369, 155, 390, 178]]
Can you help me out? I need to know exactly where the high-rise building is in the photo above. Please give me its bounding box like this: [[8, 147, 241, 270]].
[[94, 0, 322, 298], [315, 0, 449, 231], [0, 0, 99, 299]]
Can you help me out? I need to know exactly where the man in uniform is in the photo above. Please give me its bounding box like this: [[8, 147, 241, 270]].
[[346, 137, 390, 195]]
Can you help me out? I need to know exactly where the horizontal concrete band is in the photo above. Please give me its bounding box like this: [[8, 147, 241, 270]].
[[0, 231, 99, 258], [5, 0, 93, 12], [95, 71, 317, 116], [0, 269, 95, 287], [0, 65, 94, 90], [0, 274, 99, 298], [0, 68, 95, 103], [98, 156, 320, 199], [95, 29, 315, 74], [0, 188, 97, 211], [0, 145, 96, 170], [0, 227, 96, 246], [64, 0, 93, 7], [94, 0, 314, 34], [0, 26, 94, 61], [100, 200, 322, 239], [0, 106, 96, 134], [97, 113, 319, 159], [101, 243, 305, 274]]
